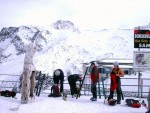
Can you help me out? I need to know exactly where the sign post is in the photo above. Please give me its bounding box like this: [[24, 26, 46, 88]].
[[133, 28, 150, 98]]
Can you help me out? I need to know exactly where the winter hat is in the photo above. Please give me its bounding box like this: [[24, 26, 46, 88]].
[[90, 62, 95, 66], [113, 61, 119, 66], [55, 70, 60, 76]]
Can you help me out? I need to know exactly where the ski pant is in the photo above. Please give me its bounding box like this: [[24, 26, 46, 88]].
[[108, 86, 121, 103], [60, 80, 63, 93], [91, 82, 97, 99], [68, 81, 78, 96]]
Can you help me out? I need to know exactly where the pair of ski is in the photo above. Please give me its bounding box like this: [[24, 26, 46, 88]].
[[76, 67, 88, 99], [35, 71, 46, 96]]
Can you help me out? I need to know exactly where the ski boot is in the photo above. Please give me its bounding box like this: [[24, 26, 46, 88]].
[[90, 97, 97, 101], [63, 93, 67, 101]]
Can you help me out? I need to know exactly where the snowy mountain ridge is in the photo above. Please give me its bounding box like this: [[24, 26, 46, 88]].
[[0, 20, 146, 75]]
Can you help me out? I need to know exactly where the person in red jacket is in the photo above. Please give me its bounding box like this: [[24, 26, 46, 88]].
[[90, 62, 100, 101], [108, 61, 124, 104]]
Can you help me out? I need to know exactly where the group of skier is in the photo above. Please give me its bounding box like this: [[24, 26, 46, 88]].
[[89, 61, 124, 104], [49, 61, 150, 113], [48, 61, 124, 104], [21, 41, 150, 113], [48, 68, 82, 98]]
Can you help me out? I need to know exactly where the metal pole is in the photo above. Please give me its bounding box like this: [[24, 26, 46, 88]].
[[138, 48, 141, 98], [138, 72, 141, 98], [140, 79, 143, 98]]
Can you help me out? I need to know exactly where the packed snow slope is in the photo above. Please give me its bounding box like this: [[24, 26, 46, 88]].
[[0, 93, 147, 113]]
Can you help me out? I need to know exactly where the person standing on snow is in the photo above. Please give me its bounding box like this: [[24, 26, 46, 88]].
[[21, 40, 37, 104], [107, 61, 124, 104], [68, 74, 82, 98], [89, 62, 100, 101], [53, 69, 64, 95]]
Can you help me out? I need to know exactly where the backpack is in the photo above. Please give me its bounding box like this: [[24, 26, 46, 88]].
[[0, 90, 16, 98], [125, 99, 141, 108], [48, 85, 61, 97], [108, 99, 117, 106]]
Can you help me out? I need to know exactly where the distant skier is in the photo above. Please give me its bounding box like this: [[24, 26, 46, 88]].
[[107, 61, 124, 104], [89, 62, 100, 101], [67, 74, 82, 98], [53, 69, 64, 95]]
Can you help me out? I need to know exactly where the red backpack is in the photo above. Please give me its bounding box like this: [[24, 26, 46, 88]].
[[54, 85, 60, 96], [48, 85, 61, 97], [126, 99, 141, 108]]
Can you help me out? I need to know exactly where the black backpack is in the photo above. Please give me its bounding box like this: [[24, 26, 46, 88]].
[[108, 99, 117, 106], [0, 90, 16, 98]]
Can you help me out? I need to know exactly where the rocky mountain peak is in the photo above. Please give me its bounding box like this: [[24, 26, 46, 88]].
[[52, 20, 80, 33]]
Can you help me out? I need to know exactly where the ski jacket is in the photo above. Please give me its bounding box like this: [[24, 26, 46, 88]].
[[90, 66, 100, 83], [68, 74, 82, 83], [110, 68, 124, 91]]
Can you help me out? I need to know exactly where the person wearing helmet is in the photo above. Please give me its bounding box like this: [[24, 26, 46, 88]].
[[107, 61, 124, 104], [53, 69, 64, 94]]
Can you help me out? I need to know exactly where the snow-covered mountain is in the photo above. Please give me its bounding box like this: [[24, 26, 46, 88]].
[[0, 20, 136, 76]]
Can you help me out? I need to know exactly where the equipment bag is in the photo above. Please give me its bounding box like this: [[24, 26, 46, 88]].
[[125, 99, 141, 108], [108, 99, 117, 106], [48, 85, 61, 97]]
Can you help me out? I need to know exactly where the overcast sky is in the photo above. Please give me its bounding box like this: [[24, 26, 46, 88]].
[[0, 0, 150, 30]]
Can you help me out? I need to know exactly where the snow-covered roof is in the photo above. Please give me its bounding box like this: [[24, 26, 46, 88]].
[[96, 58, 133, 63], [101, 65, 133, 69]]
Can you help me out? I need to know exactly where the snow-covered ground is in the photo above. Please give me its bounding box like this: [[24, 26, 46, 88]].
[[0, 93, 148, 113], [0, 71, 149, 113]]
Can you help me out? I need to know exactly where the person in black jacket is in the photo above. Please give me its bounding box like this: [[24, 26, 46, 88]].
[[67, 74, 82, 98], [53, 69, 64, 94]]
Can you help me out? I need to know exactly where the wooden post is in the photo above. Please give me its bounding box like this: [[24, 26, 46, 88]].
[[21, 70, 31, 104], [21, 42, 36, 104]]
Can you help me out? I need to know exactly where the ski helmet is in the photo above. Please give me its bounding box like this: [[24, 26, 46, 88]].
[[55, 70, 60, 76]]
